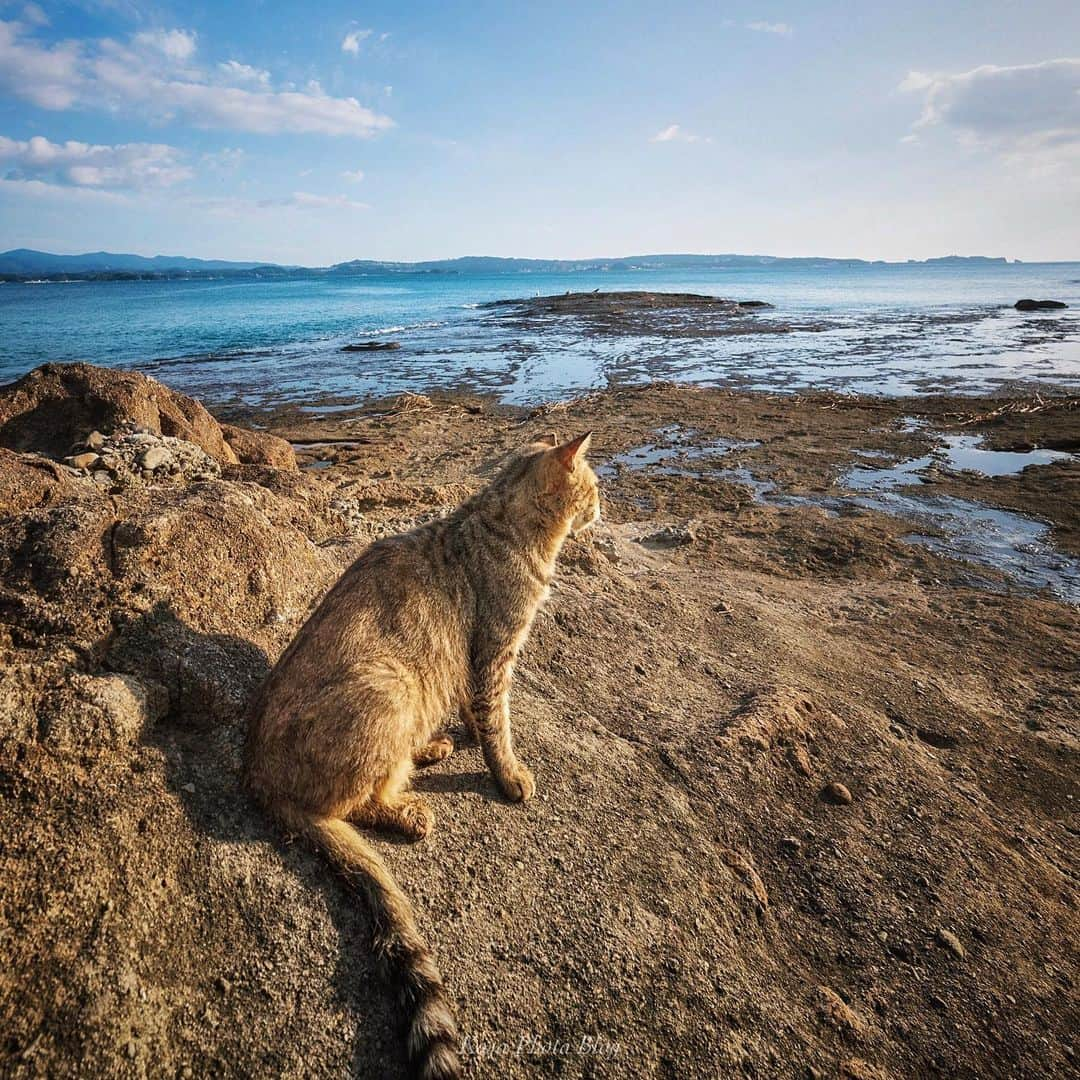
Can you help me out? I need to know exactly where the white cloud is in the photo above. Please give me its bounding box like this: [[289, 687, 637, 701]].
[[900, 58, 1080, 168], [650, 123, 711, 144], [21, 3, 49, 27], [0, 19, 394, 138], [273, 191, 368, 210], [218, 60, 269, 87], [0, 176, 128, 202], [341, 29, 372, 55], [341, 168, 364, 182], [194, 190, 369, 215], [746, 21, 793, 37], [0, 18, 82, 108], [0, 133, 191, 189], [133, 28, 197, 62], [202, 146, 245, 171]]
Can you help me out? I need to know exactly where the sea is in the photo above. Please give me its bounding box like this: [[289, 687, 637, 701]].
[[2, 263, 1079, 408]]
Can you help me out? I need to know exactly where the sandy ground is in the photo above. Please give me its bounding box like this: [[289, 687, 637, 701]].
[[1, 370, 1078, 1079]]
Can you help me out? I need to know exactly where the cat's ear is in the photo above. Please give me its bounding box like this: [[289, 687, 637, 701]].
[[554, 431, 592, 471], [535, 432, 559, 448]]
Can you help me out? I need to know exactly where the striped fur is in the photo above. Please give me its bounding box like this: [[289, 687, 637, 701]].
[[245, 434, 600, 1078]]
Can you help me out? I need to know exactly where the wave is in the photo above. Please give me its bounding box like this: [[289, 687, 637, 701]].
[[369, 321, 443, 334]]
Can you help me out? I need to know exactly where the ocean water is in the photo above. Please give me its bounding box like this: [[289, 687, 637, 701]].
[[1, 263, 1079, 406]]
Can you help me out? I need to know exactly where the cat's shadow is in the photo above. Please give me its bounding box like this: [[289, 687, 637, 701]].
[[412, 766, 503, 800], [122, 603, 408, 1079]]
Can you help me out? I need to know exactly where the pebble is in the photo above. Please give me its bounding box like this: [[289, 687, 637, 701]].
[[139, 447, 171, 470], [85, 430, 106, 451], [68, 451, 100, 470], [822, 781, 853, 805], [790, 745, 813, 777], [935, 927, 967, 959], [779, 836, 803, 854]]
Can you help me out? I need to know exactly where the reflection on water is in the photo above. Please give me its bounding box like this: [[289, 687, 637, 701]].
[[605, 425, 1080, 604]]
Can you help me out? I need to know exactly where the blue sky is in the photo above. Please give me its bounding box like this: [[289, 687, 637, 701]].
[[0, 0, 1077, 263]]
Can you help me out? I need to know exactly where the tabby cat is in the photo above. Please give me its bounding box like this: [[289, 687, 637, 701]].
[[245, 432, 600, 1079]]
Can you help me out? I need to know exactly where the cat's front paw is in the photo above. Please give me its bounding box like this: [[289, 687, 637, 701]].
[[500, 764, 536, 802]]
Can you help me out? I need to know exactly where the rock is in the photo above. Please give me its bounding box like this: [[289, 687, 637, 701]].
[[822, 781, 853, 805], [220, 424, 298, 472], [85, 430, 107, 451], [36, 671, 167, 752], [340, 341, 401, 351], [721, 849, 769, 910], [0, 446, 83, 514], [0, 362, 238, 464], [1014, 299, 1067, 311], [815, 985, 865, 1035], [66, 452, 100, 471], [779, 837, 803, 854], [639, 523, 696, 548], [935, 927, 967, 959], [138, 446, 171, 471], [790, 744, 813, 776]]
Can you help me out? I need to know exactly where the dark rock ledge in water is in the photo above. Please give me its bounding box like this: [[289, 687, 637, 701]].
[[340, 340, 402, 352], [480, 290, 803, 339], [1014, 299, 1068, 311], [483, 290, 772, 316]]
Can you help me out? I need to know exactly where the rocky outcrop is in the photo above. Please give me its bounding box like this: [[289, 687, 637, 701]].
[[0, 364, 294, 472], [0, 363, 238, 463], [1014, 299, 1068, 311], [221, 424, 298, 471]]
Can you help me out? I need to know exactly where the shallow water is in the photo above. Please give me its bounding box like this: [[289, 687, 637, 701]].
[[846, 431, 1076, 490], [596, 425, 758, 478], [2, 263, 1079, 405], [606, 425, 1080, 603]]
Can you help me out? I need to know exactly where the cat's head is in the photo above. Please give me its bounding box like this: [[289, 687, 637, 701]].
[[531, 431, 601, 536]]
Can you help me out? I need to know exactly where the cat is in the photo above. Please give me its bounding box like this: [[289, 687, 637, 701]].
[[244, 431, 600, 1080]]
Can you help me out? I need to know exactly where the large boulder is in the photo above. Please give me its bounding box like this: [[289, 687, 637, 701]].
[[221, 423, 298, 472], [0, 363, 239, 463]]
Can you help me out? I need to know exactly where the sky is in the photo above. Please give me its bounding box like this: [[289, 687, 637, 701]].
[[0, 0, 1077, 264]]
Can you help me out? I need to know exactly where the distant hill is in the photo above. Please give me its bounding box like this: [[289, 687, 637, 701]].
[[0, 249, 279, 277], [0, 248, 1026, 282]]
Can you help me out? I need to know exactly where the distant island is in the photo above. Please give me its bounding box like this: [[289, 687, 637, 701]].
[[0, 248, 1035, 283]]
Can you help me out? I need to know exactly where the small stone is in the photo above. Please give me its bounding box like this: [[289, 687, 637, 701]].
[[127, 1040, 137, 1059], [935, 927, 967, 959], [815, 985, 865, 1034], [85, 430, 107, 451], [67, 451, 100, 470], [216, 976, 231, 994], [181, 782, 196, 794], [822, 781, 853, 805], [779, 837, 803, 854], [790, 744, 813, 777], [639, 523, 696, 548], [139, 446, 170, 470]]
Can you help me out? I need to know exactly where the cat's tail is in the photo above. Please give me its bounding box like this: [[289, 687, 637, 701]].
[[270, 799, 462, 1080]]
